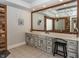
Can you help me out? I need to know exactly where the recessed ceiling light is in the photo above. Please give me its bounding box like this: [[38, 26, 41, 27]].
[[59, 0, 63, 2], [33, 9, 35, 11], [43, 5, 46, 8], [64, 4, 66, 6]]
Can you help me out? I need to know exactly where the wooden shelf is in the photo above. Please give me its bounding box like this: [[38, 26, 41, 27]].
[[0, 12, 5, 14], [0, 32, 5, 34], [0, 15, 5, 17], [0, 4, 6, 8], [0, 4, 7, 51], [0, 44, 6, 47], [0, 48, 6, 52], [0, 14, 5, 17], [0, 41, 5, 44], [0, 37, 5, 39]]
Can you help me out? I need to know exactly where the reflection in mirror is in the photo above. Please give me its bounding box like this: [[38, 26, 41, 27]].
[[46, 17, 53, 31], [70, 17, 77, 32], [32, 1, 77, 34], [55, 18, 65, 32], [33, 13, 45, 30]]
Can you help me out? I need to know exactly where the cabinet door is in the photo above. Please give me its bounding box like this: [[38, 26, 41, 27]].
[[34, 36, 39, 47], [25, 33, 31, 45], [37, 36, 46, 50], [47, 46, 52, 54], [25, 36, 30, 45], [67, 52, 77, 58], [30, 37, 35, 46], [67, 40, 78, 58], [47, 39, 52, 46], [41, 39, 47, 52]]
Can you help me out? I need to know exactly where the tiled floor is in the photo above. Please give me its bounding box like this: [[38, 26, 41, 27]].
[[7, 44, 63, 58]]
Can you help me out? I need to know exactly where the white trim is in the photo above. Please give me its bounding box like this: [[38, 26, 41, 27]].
[[8, 42, 26, 50]]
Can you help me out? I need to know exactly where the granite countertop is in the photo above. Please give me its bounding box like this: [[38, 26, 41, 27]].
[[25, 31, 78, 41]]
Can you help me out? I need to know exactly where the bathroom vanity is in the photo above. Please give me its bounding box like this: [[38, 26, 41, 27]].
[[25, 32, 78, 58]]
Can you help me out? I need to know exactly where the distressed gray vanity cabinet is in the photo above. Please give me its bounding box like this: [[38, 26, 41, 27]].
[[67, 40, 78, 58], [25, 33, 78, 58]]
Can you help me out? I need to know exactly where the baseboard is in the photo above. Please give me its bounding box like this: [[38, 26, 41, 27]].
[[8, 42, 26, 50]]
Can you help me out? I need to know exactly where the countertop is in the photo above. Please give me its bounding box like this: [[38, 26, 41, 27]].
[[25, 31, 78, 41]]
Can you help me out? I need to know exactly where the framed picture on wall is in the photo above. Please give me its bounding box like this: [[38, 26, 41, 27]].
[[18, 18, 24, 25]]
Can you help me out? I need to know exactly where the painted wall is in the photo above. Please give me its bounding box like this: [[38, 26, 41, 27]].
[[7, 6, 31, 49], [6, 0, 31, 9]]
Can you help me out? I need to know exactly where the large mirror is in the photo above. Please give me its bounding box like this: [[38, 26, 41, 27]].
[[32, 0, 77, 34]]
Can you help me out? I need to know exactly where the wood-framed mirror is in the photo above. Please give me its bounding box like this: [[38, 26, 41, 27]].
[[31, 0, 78, 34]]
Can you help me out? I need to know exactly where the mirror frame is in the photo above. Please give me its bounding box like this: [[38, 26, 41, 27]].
[[31, 0, 78, 34], [77, 0, 79, 37]]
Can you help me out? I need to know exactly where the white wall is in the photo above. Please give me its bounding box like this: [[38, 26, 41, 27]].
[[7, 6, 31, 49], [6, 0, 31, 9]]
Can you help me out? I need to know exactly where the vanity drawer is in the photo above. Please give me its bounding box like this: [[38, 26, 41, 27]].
[[41, 46, 47, 52], [25, 36, 31, 45], [67, 45, 77, 50], [67, 40, 77, 46], [25, 33, 32, 37], [42, 39, 47, 46], [25, 37, 30, 44], [36, 39, 40, 48], [38, 35, 46, 40], [30, 38, 35, 46], [34, 36, 39, 43], [34, 41, 38, 47], [47, 41, 52, 46], [67, 52, 77, 58], [34, 38, 38, 42], [47, 46, 52, 54], [47, 39, 52, 42], [46, 37, 53, 41], [39, 39, 47, 50], [67, 49, 77, 54]]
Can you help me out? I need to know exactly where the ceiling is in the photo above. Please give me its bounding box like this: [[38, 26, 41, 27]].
[[21, 0, 72, 10], [37, 1, 77, 17], [22, 0, 38, 4], [0, 0, 77, 11]]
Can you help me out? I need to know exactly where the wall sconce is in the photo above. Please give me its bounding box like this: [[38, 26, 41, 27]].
[[37, 20, 42, 25]]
